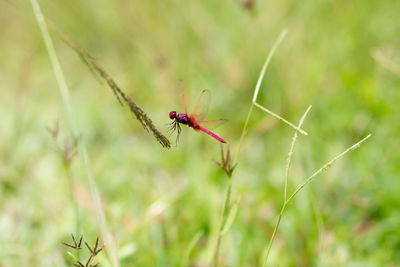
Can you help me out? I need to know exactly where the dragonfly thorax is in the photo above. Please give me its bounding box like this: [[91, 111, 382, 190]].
[[169, 111, 191, 125], [176, 113, 190, 125]]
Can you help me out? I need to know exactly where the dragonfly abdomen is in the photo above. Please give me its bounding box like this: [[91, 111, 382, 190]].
[[198, 126, 226, 143]]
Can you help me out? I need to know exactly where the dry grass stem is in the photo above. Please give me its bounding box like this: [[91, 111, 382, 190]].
[[30, 1, 120, 265], [47, 22, 171, 148]]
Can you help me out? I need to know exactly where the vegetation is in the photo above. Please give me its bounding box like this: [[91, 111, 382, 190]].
[[1, 0, 399, 266]]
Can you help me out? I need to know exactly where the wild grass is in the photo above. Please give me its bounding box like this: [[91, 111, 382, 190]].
[[262, 131, 371, 266], [212, 146, 237, 267], [2, 0, 394, 266], [30, 0, 119, 265], [47, 121, 81, 236], [212, 30, 372, 266], [212, 30, 294, 266], [63, 234, 103, 267], [47, 24, 171, 149], [30, 3, 372, 265]]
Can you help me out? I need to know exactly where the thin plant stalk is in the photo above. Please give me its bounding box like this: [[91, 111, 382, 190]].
[[286, 134, 371, 204], [65, 165, 82, 262], [46, 21, 171, 148], [64, 164, 81, 239], [223, 29, 293, 266], [211, 145, 236, 266], [252, 30, 288, 104], [30, 0, 119, 266], [262, 134, 372, 266], [252, 102, 308, 135], [234, 29, 307, 165], [263, 105, 312, 266], [284, 105, 312, 201], [234, 104, 254, 165], [181, 231, 204, 267], [212, 177, 232, 267]]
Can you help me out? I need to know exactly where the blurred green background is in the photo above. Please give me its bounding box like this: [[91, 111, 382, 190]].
[[1, 0, 399, 266]]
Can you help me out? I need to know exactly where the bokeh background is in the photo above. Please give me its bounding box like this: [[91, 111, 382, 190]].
[[1, 0, 399, 266]]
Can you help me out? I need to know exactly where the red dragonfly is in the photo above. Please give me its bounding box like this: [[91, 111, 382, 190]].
[[168, 88, 227, 144]]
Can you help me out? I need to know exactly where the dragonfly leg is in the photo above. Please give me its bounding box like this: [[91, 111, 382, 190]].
[[167, 121, 177, 134], [176, 122, 182, 145]]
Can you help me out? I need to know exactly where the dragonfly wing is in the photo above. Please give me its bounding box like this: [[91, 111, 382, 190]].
[[196, 118, 227, 130], [190, 89, 211, 122]]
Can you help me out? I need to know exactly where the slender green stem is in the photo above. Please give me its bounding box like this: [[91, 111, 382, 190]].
[[30, 1, 119, 266], [63, 164, 82, 260], [234, 29, 288, 165], [262, 203, 286, 266], [263, 106, 311, 266], [234, 104, 254, 165], [212, 178, 232, 267], [64, 164, 81, 236], [252, 30, 288, 103], [253, 102, 308, 136], [286, 134, 372, 204], [262, 134, 371, 266], [284, 105, 312, 201], [181, 231, 204, 267]]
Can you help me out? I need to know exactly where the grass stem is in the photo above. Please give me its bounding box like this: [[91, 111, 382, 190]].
[[64, 164, 81, 238], [253, 102, 308, 135], [286, 134, 372, 204], [284, 105, 312, 201], [233, 104, 254, 165], [262, 203, 286, 266], [234, 29, 288, 165], [262, 134, 372, 266], [181, 231, 204, 267], [30, 0, 119, 265], [47, 21, 171, 148], [252, 30, 288, 103], [212, 178, 232, 267]]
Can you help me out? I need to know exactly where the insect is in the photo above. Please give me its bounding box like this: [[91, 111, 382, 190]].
[[168, 88, 227, 144]]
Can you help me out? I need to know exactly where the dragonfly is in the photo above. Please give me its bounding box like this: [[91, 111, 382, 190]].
[[168, 88, 227, 144]]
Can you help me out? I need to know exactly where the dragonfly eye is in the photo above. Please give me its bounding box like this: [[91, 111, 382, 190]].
[[169, 111, 177, 119]]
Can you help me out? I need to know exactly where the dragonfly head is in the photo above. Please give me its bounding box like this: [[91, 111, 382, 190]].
[[169, 111, 177, 120]]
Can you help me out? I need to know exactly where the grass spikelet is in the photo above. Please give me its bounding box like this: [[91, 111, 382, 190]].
[[47, 22, 171, 148], [63, 235, 104, 267]]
